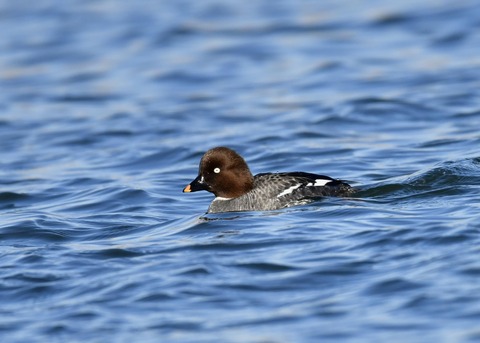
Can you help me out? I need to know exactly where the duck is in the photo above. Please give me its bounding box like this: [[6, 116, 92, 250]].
[[183, 147, 354, 213]]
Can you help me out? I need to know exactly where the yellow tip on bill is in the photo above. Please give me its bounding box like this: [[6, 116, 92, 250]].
[[183, 184, 191, 193]]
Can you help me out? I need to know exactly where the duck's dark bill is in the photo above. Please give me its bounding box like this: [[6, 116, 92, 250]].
[[183, 175, 209, 193]]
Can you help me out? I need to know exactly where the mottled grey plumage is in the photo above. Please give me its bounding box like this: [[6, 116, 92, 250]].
[[207, 172, 354, 213]]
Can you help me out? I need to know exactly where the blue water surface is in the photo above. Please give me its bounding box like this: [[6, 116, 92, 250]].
[[1, 1, 480, 342]]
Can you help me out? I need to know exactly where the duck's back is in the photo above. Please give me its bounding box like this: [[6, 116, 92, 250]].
[[207, 172, 354, 213]]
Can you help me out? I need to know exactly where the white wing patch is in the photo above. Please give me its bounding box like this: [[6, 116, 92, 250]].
[[306, 179, 331, 187], [277, 178, 332, 198], [277, 184, 302, 198]]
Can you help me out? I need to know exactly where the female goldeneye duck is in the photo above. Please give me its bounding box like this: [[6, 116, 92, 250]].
[[183, 146, 354, 213]]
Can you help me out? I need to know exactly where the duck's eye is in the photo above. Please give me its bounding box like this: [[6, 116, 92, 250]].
[[214, 167, 221, 174]]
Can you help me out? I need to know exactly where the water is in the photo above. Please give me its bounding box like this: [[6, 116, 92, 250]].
[[1, 0, 480, 342]]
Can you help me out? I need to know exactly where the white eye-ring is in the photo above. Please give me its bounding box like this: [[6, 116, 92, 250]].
[[214, 167, 221, 174]]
